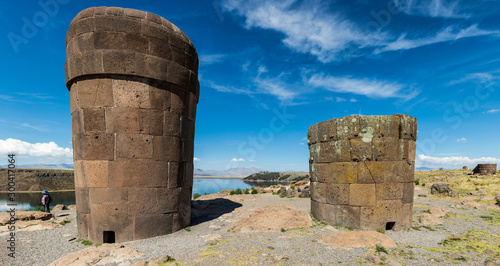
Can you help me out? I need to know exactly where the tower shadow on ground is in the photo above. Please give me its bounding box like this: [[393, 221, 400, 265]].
[[190, 198, 242, 226]]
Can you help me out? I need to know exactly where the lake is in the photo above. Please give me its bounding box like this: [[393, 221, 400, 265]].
[[0, 178, 287, 211]]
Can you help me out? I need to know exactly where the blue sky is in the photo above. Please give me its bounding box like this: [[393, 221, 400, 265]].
[[0, 0, 499, 171]]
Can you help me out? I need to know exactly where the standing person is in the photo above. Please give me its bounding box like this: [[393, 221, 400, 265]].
[[41, 190, 52, 213]]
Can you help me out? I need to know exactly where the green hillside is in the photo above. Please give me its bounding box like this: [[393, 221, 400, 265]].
[[243, 171, 309, 182], [0, 169, 75, 192]]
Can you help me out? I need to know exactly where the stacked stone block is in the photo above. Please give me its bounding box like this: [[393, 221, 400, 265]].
[[65, 7, 199, 243], [473, 164, 497, 175], [308, 115, 417, 231]]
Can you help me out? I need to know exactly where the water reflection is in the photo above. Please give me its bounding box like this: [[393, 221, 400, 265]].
[[0, 191, 76, 212]]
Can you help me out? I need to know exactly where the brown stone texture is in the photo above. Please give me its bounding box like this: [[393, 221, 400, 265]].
[[66, 7, 199, 243], [472, 164, 497, 175], [309, 115, 416, 231]]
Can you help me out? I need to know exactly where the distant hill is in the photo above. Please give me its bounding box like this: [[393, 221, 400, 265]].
[[416, 167, 436, 171], [243, 171, 309, 182], [0, 164, 74, 170], [0, 169, 74, 192], [194, 167, 263, 177]]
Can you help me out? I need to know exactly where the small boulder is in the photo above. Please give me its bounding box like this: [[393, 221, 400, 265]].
[[300, 186, 310, 198], [419, 213, 443, 226], [51, 204, 66, 212], [429, 206, 448, 217], [449, 234, 463, 240], [204, 233, 222, 242], [367, 254, 382, 264], [67, 205, 77, 210], [431, 183, 458, 197], [462, 200, 481, 209]]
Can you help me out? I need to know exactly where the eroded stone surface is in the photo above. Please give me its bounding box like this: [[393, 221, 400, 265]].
[[66, 6, 199, 243], [309, 115, 416, 231]]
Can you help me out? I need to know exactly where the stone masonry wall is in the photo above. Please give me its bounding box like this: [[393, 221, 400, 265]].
[[473, 164, 497, 175], [308, 115, 417, 231], [65, 7, 199, 243]]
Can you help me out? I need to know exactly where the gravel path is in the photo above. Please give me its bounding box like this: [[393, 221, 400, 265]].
[[1, 190, 499, 265]]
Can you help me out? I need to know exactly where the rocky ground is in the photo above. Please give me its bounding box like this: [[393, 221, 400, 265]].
[[0, 171, 499, 265]]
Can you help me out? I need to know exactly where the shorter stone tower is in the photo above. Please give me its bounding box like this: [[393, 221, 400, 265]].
[[308, 115, 416, 231], [473, 164, 497, 175]]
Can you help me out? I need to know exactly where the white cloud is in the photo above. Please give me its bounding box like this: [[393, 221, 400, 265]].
[[194, 157, 201, 162], [307, 73, 419, 99], [376, 25, 500, 54], [230, 157, 246, 162], [199, 53, 229, 65], [416, 154, 500, 169], [0, 138, 73, 162], [221, 0, 388, 63], [336, 97, 346, 102], [393, 0, 468, 18], [222, 0, 499, 62], [456, 137, 467, 143], [299, 142, 305, 145], [449, 72, 496, 85], [350, 98, 358, 102], [486, 109, 500, 114], [253, 74, 298, 102], [250, 160, 256, 162]]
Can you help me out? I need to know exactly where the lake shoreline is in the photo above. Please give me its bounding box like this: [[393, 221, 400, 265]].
[[193, 176, 246, 179]]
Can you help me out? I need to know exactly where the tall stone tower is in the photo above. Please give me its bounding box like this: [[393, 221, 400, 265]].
[[65, 7, 199, 243], [308, 115, 416, 231]]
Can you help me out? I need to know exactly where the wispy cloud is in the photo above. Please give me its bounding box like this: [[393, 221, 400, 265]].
[[485, 109, 500, 114], [393, 0, 468, 18], [253, 73, 298, 102], [230, 157, 246, 162], [15, 92, 54, 99], [376, 25, 500, 54], [416, 154, 500, 169], [0, 138, 73, 162], [307, 73, 419, 99], [18, 123, 50, 132], [456, 137, 467, 143], [199, 53, 229, 65], [222, 0, 500, 62], [449, 72, 497, 85], [202, 65, 301, 104], [221, 0, 388, 63], [194, 157, 201, 162]]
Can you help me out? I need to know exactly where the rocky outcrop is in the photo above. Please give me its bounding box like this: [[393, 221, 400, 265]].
[[0, 210, 52, 225], [430, 183, 458, 197], [49, 244, 146, 265], [51, 204, 66, 212], [229, 205, 312, 232], [419, 213, 443, 226], [429, 206, 448, 217]]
